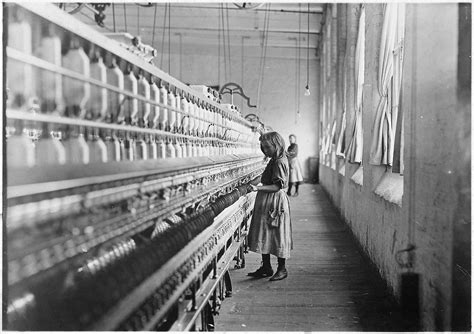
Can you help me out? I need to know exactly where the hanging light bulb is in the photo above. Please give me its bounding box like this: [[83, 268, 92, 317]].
[[304, 3, 311, 97], [304, 84, 311, 96]]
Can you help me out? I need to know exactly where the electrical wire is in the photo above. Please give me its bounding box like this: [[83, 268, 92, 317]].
[[256, 7, 268, 99], [123, 3, 128, 32], [296, 4, 302, 123], [112, 3, 116, 32], [240, 36, 246, 110], [226, 3, 232, 82], [306, 3, 310, 87], [220, 4, 227, 83], [160, 4, 168, 69], [168, 3, 171, 74], [151, 4, 158, 47], [256, 3, 271, 110], [217, 7, 221, 86], [137, 3, 320, 14], [178, 33, 183, 80], [221, 5, 226, 82], [256, 6, 268, 109], [137, 5, 140, 36]]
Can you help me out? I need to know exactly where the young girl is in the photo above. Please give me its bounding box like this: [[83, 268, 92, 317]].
[[287, 134, 304, 197], [247, 131, 293, 281]]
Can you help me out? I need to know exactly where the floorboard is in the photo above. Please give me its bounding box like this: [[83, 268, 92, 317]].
[[217, 184, 408, 331]]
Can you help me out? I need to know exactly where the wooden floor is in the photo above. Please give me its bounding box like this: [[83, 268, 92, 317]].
[[217, 184, 407, 331]]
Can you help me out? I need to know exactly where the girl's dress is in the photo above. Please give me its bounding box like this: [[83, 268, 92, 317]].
[[287, 143, 303, 183], [248, 156, 293, 258]]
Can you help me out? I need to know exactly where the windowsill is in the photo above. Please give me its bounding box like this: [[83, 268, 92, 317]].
[[374, 173, 404, 207], [330, 152, 337, 170], [338, 162, 346, 176], [350, 165, 363, 186], [324, 153, 330, 169]]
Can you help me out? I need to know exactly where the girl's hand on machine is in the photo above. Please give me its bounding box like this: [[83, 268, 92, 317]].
[[248, 184, 258, 192]]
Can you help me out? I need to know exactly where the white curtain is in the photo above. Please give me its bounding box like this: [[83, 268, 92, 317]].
[[330, 119, 337, 168], [394, 4, 405, 174], [320, 42, 328, 163], [320, 15, 334, 166], [322, 123, 332, 166], [336, 50, 348, 158], [329, 119, 337, 151], [336, 111, 346, 157], [346, 5, 365, 164], [369, 3, 406, 167]]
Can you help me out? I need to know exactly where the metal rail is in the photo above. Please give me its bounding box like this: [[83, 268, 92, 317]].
[[7, 154, 262, 198], [7, 109, 252, 145]]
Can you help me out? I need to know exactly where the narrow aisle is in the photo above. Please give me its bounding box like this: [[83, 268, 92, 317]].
[[217, 184, 406, 331]]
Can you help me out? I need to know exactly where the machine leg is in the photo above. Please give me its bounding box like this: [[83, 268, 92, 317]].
[[212, 257, 218, 279], [218, 280, 224, 300], [211, 289, 219, 315], [224, 270, 232, 298], [234, 245, 246, 269], [191, 282, 197, 311], [234, 247, 241, 269], [205, 302, 215, 331]]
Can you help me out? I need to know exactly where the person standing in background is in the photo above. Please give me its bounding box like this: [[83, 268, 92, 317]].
[[287, 134, 304, 197]]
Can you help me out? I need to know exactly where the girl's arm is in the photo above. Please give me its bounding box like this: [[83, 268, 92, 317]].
[[286, 150, 297, 159], [248, 158, 286, 193], [287, 144, 298, 158], [248, 175, 262, 186], [249, 184, 280, 193], [286, 144, 298, 159]]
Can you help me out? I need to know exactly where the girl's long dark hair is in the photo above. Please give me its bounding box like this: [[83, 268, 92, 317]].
[[260, 131, 286, 159]]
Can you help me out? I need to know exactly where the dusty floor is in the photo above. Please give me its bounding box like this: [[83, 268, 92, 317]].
[[217, 184, 410, 331]]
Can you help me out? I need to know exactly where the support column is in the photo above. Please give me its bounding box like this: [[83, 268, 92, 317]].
[[361, 4, 384, 193], [344, 4, 359, 178], [451, 3, 471, 331], [330, 5, 338, 170], [335, 4, 347, 174]]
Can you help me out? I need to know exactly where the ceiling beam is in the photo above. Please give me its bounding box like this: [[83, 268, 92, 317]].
[[130, 3, 324, 15], [128, 26, 321, 35]]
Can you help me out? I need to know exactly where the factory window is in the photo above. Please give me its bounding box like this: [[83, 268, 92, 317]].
[[368, 3, 406, 175], [336, 110, 346, 160], [335, 71, 346, 174], [372, 3, 406, 206], [346, 4, 365, 166], [319, 8, 334, 168], [330, 120, 337, 170], [391, 86, 404, 174]]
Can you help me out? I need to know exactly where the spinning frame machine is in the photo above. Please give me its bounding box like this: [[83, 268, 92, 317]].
[[4, 3, 266, 331]]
